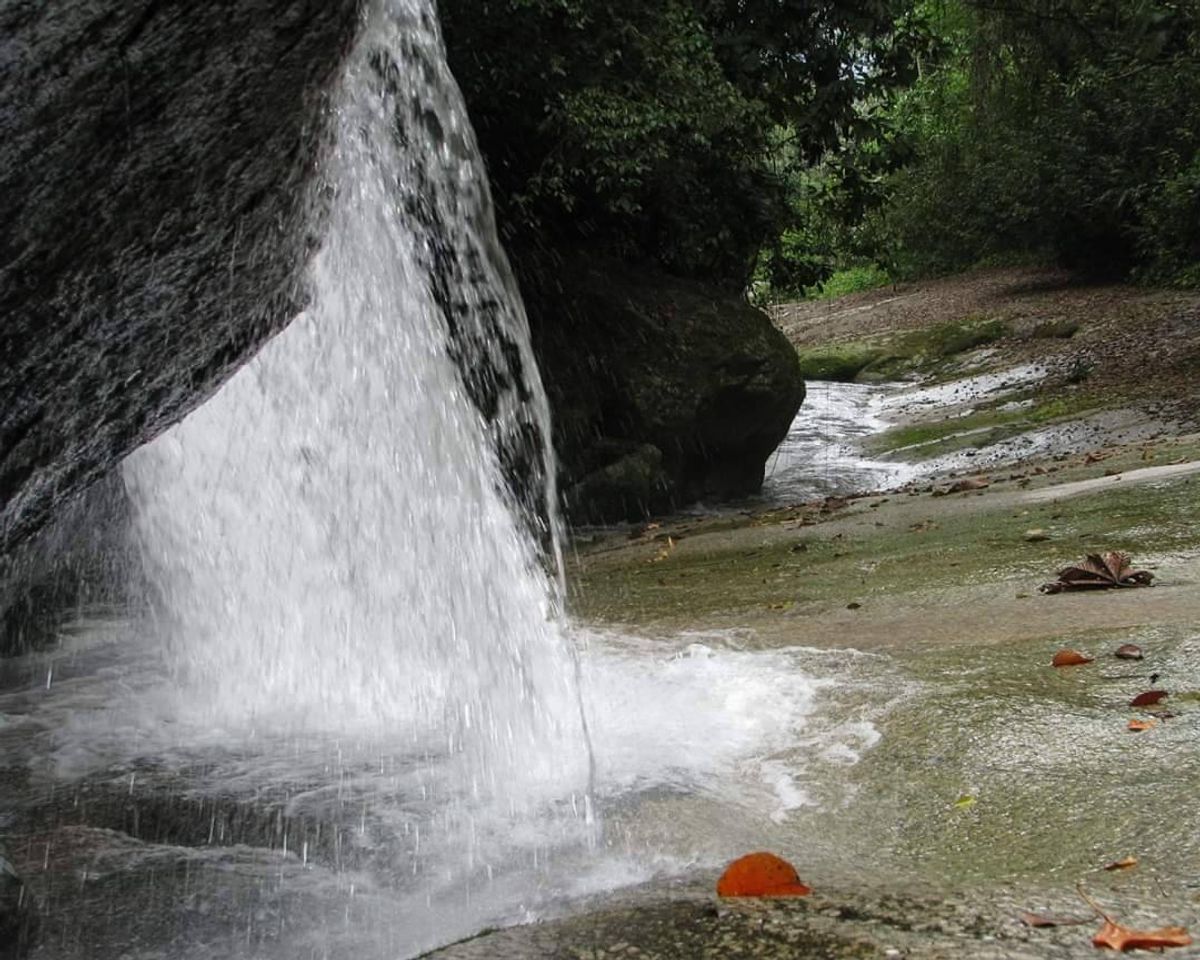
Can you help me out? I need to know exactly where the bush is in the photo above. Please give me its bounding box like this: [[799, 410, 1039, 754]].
[[805, 264, 892, 300]]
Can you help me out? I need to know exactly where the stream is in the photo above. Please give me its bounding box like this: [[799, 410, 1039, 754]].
[[762, 363, 1061, 504]]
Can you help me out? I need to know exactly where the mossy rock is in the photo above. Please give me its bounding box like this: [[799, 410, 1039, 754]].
[[522, 254, 806, 522], [796, 317, 1010, 383], [795, 343, 881, 381]]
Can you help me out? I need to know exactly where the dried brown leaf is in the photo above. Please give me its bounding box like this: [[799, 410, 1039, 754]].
[[1092, 919, 1192, 951], [1053, 649, 1095, 667], [1042, 552, 1153, 594]]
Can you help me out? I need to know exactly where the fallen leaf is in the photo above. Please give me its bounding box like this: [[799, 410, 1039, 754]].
[[1040, 552, 1154, 594], [1092, 920, 1192, 951], [1053, 649, 1095, 667], [1020, 911, 1088, 928], [716, 852, 812, 898], [1127, 719, 1157, 732], [1103, 856, 1138, 871], [1114, 644, 1144, 661], [1130, 690, 1167, 707], [953, 794, 976, 810]]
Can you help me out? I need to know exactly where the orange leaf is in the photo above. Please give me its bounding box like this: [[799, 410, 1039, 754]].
[[1127, 719, 1157, 732], [1053, 649, 1094, 667], [1130, 690, 1167, 707], [1092, 919, 1191, 951], [716, 852, 813, 898], [1103, 856, 1138, 871]]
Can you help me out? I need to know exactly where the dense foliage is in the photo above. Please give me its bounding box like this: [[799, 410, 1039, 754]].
[[442, 0, 1200, 298], [765, 0, 1200, 292], [440, 0, 918, 286]]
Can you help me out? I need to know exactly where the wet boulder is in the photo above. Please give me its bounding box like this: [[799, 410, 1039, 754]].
[[524, 256, 805, 522], [0, 0, 361, 552]]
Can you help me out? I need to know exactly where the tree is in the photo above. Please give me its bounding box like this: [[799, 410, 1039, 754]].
[[872, 0, 1200, 282], [440, 0, 917, 286]]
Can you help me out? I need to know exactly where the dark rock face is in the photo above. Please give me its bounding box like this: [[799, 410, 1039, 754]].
[[0, 474, 130, 657], [524, 256, 805, 522], [0, 844, 35, 959], [0, 0, 362, 552]]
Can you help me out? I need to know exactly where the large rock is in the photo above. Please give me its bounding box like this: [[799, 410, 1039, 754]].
[[0, 0, 361, 552], [523, 256, 805, 522]]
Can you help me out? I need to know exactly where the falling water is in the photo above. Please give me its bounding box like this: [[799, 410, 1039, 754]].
[[123, 0, 590, 882], [0, 2, 904, 955]]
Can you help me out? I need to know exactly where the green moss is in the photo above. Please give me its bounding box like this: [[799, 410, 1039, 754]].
[[916, 317, 1008, 356], [868, 390, 1110, 460], [795, 342, 882, 381], [869, 406, 1027, 455], [798, 317, 1010, 382], [570, 471, 1200, 627], [1027, 393, 1104, 422]]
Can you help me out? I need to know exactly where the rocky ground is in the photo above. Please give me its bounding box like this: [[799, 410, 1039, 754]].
[[428, 268, 1200, 958], [771, 267, 1200, 421]]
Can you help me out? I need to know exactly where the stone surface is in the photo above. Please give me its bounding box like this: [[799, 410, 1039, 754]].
[[523, 256, 806, 522], [0, 0, 361, 552], [0, 475, 130, 657], [416, 886, 1067, 960], [0, 845, 35, 959]]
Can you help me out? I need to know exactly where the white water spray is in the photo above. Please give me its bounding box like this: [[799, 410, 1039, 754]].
[[123, 0, 588, 813]]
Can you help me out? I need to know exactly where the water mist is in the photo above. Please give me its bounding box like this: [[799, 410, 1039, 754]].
[[123, 0, 591, 875]]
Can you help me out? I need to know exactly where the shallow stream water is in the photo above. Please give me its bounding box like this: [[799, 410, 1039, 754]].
[[762, 364, 1057, 504], [0, 616, 904, 958]]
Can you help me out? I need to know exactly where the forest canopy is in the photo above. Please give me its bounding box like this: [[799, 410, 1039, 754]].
[[440, 0, 920, 285], [441, 0, 1200, 296]]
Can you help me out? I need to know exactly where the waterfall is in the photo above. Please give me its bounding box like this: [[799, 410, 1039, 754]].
[[123, 0, 589, 824]]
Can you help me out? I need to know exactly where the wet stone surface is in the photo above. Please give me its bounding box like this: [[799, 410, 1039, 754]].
[[417, 885, 1131, 959], [0, 843, 36, 959]]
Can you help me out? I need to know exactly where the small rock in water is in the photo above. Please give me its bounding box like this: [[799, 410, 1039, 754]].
[[1115, 643, 1144, 660], [846, 601, 862, 610]]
